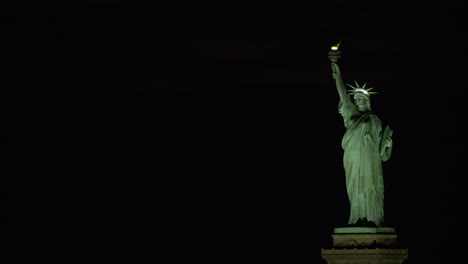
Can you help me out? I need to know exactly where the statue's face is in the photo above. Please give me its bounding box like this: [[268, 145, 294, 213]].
[[354, 94, 369, 110]]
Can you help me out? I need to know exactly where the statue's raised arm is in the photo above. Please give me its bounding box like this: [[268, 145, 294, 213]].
[[331, 62, 348, 102]]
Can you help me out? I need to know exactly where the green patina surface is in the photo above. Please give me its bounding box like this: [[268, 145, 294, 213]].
[[330, 61, 393, 227]]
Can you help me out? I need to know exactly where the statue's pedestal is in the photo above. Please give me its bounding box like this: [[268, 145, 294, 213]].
[[322, 227, 408, 264]]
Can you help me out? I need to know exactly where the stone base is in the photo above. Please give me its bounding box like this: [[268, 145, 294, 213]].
[[334, 227, 396, 234], [332, 227, 397, 248], [322, 227, 408, 264], [322, 248, 408, 264]]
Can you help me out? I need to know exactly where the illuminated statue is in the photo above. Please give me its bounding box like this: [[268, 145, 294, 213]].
[[330, 59, 393, 227]]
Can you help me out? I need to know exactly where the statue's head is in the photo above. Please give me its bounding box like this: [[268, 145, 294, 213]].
[[354, 93, 371, 112], [347, 81, 376, 112]]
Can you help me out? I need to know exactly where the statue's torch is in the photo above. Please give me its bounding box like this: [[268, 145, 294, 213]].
[[328, 41, 341, 79], [328, 41, 341, 63]]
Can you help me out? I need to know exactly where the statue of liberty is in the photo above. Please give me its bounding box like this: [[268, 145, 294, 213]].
[[330, 62, 393, 227]]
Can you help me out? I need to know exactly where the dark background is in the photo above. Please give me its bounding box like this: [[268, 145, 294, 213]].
[[3, 1, 466, 263]]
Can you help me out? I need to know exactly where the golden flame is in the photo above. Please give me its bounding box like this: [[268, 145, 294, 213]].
[[330, 41, 341, 51]]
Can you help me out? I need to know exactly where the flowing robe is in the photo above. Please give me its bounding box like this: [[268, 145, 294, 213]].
[[339, 98, 392, 226]]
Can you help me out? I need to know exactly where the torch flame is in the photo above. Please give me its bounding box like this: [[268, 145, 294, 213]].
[[331, 41, 341, 51]]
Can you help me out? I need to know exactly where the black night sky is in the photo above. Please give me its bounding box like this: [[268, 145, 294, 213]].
[[4, 1, 466, 263]]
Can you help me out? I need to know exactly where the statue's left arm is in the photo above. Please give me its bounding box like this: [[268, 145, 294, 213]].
[[380, 125, 393, 161]]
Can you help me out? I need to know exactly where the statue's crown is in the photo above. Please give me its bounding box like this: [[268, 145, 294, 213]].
[[346, 81, 377, 97]]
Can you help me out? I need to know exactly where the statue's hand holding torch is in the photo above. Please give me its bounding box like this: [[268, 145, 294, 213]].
[[331, 62, 339, 80]]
